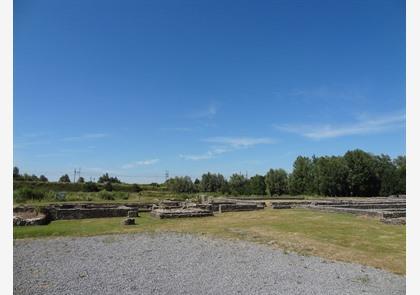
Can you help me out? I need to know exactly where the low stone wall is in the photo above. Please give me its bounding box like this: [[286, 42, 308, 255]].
[[272, 203, 292, 209], [307, 199, 406, 220], [48, 206, 136, 220], [198, 202, 263, 212], [381, 217, 406, 225], [13, 203, 147, 225], [311, 206, 386, 217], [271, 201, 312, 209], [13, 214, 48, 226], [151, 208, 213, 219], [198, 199, 265, 212], [158, 200, 184, 209]]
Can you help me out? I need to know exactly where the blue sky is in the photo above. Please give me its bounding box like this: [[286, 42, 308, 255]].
[[14, 0, 405, 183]]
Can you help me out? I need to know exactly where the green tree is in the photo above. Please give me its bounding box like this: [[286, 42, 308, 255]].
[[98, 173, 110, 183], [83, 181, 99, 192], [39, 175, 48, 182], [58, 174, 71, 183], [98, 173, 121, 183], [247, 174, 266, 195], [21, 173, 31, 181], [344, 150, 380, 197], [200, 172, 226, 192], [30, 174, 39, 181], [265, 169, 288, 196], [109, 176, 121, 183], [372, 155, 398, 196], [13, 166, 20, 179], [166, 176, 195, 193], [394, 155, 406, 194], [220, 181, 231, 194], [313, 156, 349, 196], [77, 177, 85, 183], [229, 173, 248, 195], [288, 156, 315, 195]]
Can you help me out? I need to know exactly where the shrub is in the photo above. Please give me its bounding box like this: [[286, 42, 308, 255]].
[[13, 187, 46, 203], [132, 183, 141, 192], [55, 192, 67, 201], [104, 182, 113, 192], [98, 190, 115, 200], [114, 192, 129, 200], [83, 181, 99, 192], [58, 174, 71, 183]]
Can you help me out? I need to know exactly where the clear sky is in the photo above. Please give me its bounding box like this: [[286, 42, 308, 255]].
[[14, 0, 405, 183]]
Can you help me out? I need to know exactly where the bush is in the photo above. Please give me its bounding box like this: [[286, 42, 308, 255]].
[[14, 187, 46, 203], [54, 192, 67, 201], [98, 190, 115, 200], [114, 192, 129, 200], [104, 182, 113, 192], [132, 183, 141, 192], [83, 182, 99, 192]]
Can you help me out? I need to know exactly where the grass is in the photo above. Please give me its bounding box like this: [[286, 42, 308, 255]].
[[13, 208, 405, 275]]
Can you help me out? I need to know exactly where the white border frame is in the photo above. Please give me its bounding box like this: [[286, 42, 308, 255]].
[[0, 0, 13, 293], [406, 0, 420, 294]]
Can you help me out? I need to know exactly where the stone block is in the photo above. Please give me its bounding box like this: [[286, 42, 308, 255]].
[[122, 218, 135, 225], [127, 210, 138, 218]]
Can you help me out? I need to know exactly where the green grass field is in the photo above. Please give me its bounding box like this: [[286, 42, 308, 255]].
[[13, 208, 405, 275]]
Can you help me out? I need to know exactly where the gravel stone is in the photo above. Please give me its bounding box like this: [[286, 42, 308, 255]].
[[14, 233, 405, 295]]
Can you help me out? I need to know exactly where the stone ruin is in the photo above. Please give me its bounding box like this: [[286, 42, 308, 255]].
[[149, 199, 214, 219], [15, 196, 405, 225], [151, 208, 214, 219], [13, 202, 151, 226], [13, 207, 49, 226], [271, 197, 406, 224], [197, 199, 265, 213], [149, 198, 266, 219], [13, 198, 270, 225]]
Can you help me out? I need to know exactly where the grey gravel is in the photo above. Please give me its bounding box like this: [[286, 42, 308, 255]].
[[14, 233, 405, 295]]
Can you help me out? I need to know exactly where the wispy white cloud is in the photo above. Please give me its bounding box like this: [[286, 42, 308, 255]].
[[180, 137, 275, 161], [203, 137, 275, 148], [274, 112, 405, 139], [61, 133, 109, 142], [189, 103, 218, 119], [122, 158, 160, 169], [14, 132, 51, 149], [179, 153, 214, 161]]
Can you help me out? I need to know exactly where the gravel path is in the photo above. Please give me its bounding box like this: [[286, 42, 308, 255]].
[[14, 233, 405, 295]]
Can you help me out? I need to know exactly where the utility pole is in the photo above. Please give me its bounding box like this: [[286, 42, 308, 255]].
[[73, 168, 81, 183], [165, 170, 169, 181]]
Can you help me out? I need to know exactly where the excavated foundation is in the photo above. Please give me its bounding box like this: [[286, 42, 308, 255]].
[[150, 208, 214, 219]]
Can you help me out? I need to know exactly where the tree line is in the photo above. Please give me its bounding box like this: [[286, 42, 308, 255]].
[[13, 149, 406, 197], [14, 169, 122, 185], [166, 149, 406, 197]]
